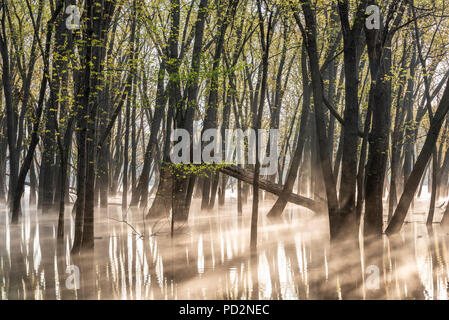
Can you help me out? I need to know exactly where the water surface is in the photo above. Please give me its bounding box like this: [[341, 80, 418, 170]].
[[0, 199, 448, 300]]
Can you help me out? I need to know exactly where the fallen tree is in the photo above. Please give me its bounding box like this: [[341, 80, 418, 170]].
[[219, 164, 326, 213]]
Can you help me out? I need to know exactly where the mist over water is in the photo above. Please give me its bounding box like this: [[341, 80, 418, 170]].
[[0, 197, 448, 300]]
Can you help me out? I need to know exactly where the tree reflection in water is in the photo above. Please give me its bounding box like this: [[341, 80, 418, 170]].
[[0, 200, 448, 300]]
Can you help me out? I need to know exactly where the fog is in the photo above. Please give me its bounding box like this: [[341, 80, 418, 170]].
[[1, 194, 448, 300]]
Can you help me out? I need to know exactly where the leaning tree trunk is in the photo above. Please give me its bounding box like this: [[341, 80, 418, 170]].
[[388, 45, 410, 221], [267, 43, 310, 218], [386, 75, 449, 235]]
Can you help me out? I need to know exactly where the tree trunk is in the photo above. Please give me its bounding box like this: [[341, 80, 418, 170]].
[[267, 43, 310, 218], [386, 76, 449, 235]]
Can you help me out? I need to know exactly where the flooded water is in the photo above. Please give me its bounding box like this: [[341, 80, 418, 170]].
[[0, 198, 448, 300]]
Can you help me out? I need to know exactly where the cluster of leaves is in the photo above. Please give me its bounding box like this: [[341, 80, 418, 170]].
[[160, 161, 233, 179]]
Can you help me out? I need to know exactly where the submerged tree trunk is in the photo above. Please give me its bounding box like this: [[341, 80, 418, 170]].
[[250, 0, 272, 252], [336, 0, 366, 238], [294, 1, 340, 240], [364, 3, 404, 237]]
